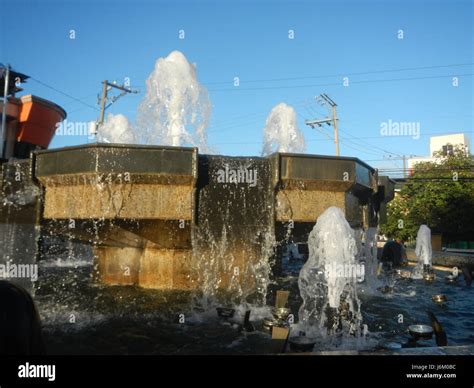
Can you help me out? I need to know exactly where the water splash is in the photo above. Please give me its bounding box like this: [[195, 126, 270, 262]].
[[136, 51, 211, 150], [298, 207, 362, 336], [97, 114, 134, 144], [412, 224, 432, 279], [262, 103, 306, 155]]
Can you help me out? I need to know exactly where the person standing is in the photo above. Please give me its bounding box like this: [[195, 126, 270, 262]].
[[380, 239, 407, 268]]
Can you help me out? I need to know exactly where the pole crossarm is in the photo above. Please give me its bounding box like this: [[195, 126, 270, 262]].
[[94, 80, 140, 136], [305, 93, 340, 156]]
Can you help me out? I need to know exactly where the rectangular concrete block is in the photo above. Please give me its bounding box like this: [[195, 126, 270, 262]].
[[275, 190, 345, 222], [35, 144, 197, 177], [94, 245, 193, 290], [134, 220, 192, 249], [345, 192, 363, 227], [43, 183, 193, 220], [138, 248, 193, 290], [94, 246, 140, 286]]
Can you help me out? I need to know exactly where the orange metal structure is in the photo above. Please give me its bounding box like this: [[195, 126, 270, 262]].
[[16, 95, 66, 149]]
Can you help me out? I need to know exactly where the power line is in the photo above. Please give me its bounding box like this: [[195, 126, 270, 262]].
[[208, 125, 471, 159], [207, 98, 316, 134], [29, 77, 99, 112], [60, 93, 101, 112], [208, 73, 473, 92], [397, 178, 474, 181], [337, 126, 400, 157], [379, 171, 474, 175], [330, 130, 472, 142], [379, 167, 474, 172], [201, 62, 474, 85], [339, 138, 382, 157]]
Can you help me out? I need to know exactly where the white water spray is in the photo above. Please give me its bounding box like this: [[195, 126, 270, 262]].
[[262, 103, 306, 155], [136, 51, 211, 150], [97, 114, 134, 144], [298, 207, 362, 335], [412, 224, 432, 279]]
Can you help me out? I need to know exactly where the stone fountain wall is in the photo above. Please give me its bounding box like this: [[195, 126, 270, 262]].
[[1, 144, 394, 294], [35, 144, 197, 290]]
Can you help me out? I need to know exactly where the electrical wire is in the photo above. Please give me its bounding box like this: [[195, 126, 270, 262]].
[[201, 62, 474, 85], [207, 73, 474, 92], [29, 77, 99, 112]]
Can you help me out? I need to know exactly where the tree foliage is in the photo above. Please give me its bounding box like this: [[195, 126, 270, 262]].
[[380, 146, 474, 243]]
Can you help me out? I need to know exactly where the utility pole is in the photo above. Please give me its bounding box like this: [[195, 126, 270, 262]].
[[99, 80, 108, 125], [384, 154, 416, 178], [93, 80, 139, 137], [403, 155, 407, 178], [331, 103, 340, 157], [305, 93, 340, 156]]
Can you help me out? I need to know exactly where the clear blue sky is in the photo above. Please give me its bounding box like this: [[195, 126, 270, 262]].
[[1, 0, 473, 175]]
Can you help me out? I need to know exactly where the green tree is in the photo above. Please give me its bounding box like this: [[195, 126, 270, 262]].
[[380, 146, 474, 243]]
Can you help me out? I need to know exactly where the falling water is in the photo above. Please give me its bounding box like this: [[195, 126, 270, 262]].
[[412, 224, 433, 279], [0, 160, 41, 293], [354, 227, 365, 282], [262, 103, 306, 155], [298, 207, 363, 336], [136, 51, 211, 150], [191, 156, 275, 310], [363, 227, 380, 290]]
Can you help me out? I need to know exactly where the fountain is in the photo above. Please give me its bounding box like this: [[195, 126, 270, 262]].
[[2, 64, 474, 357], [412, 224, 433, 279], [297, 207, 363, 337], [0, 60, 406, 355], [0, 63, 401, 355], [27, 146, 389, 305], [97, 51, 211, 149], [136, 50, 211, 151], [262, 103, 306, 155]]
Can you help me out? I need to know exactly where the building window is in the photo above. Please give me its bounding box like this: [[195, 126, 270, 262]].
[[442, 144, 454, 156]]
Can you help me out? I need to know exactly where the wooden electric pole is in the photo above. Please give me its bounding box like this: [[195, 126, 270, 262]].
[[98, 80, 108, 125], [92, 80, 139, 137], [383, 154, 417, 178], [403, 155, 407, 178], [305, 93, 340, 156], [331, 104, 340, 157]]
